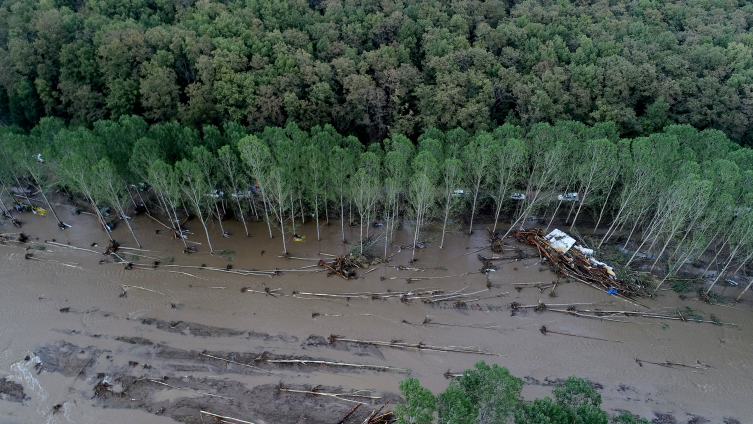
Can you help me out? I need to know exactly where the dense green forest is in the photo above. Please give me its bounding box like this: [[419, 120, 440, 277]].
[[2, 0, 753, 144], [395, 362, 649, 423], [2, 118, 753, 298]]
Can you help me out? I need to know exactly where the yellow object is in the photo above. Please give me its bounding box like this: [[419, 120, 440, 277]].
[[293, 235, 306, 242], [32, 205, 47, 216]]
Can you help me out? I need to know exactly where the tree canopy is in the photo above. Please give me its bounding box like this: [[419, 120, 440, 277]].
[[2, 0, 753, 145]]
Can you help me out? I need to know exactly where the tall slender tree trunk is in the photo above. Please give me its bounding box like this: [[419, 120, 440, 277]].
[[214, 202, 226, 235], [736, 277, 753, 301], [314, 193, 320, 241], [88, 193, 113, 242], [570, 184, 593, 231], [290, 194, 296, 236], [39, 189, 62, 225], [441, 194, 452, 249], [468, 183, 480, 234], [340, 192, 345, 242], [249, 195, 259, 219], [118, 205, 142, 248], [324, 186, 329, 225], [235, 196, 249, 236], [278, 200, 287, 253], [594, 174, 618, 233], [135, 186, 150, 215], [166, 199, 188, 248], [260, 191, 273, 238], [196, 211, 214, 253], [299, 194, 305, 224]]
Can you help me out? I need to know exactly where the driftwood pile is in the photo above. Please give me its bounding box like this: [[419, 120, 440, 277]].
[[514, 229, 650, 303], [318, 254, 361, 280]]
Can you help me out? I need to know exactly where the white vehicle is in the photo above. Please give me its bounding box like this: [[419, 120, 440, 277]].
[[510, 192, 526, 200], [558, 192, 579, 202], [206, 190, 225, 198], [452, 189, 465, 196]]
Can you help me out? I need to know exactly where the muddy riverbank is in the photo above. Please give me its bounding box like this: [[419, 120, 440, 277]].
[[0, 205, 751, 424]]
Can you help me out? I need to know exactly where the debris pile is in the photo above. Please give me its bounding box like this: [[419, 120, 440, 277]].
[[514, 229, 651, 302], [318, 254, 360, 280]]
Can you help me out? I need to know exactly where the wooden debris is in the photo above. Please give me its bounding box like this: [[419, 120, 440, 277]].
[[514, 229, 650, 305], [278, 385, 380, 404], [318, 254, 359, 279], [443, 370, 463, 379], [329, 335, 498, 356], [362, 398, 392, 424], [539, 325, 622, 342], [337, 404, 360, 424], [145, 379, 231, 399], [200, 410, 256, 424], [635, 358, 709, 371]]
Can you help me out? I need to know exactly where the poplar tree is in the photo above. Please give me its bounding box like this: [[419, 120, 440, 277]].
[[462, 132, 493, 234], [409, 151, 439, 259], [175, 159, 214, 253], [237, 135, 275, 239], [92, 158, 142, 247], [218, 145, 250, 236]]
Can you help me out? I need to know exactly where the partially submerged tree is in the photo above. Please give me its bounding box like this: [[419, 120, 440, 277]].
[[462, 132, 493, 234], [408, 150, 438, 259], [218, 144, 250, 236], [175, 159, 214, 252], [92, 158, 142, 247], [237, 135, 275, 239]]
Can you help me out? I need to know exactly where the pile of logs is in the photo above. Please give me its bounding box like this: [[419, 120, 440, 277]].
[[514, 229, 651, 303], [318, 254, 359, 280]]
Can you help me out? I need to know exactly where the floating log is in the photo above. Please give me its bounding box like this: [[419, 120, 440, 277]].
[[200, 410, 256, 424], [278, 386, 380, 404], [329, 335, 498, 356], [337, 404, 360, 424], [145, 379, 231, 399], [539, 325, 622, 342], [635, 358, 709, 371]]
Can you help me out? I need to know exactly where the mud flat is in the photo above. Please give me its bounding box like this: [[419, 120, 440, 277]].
[[0, 206, 751, 423]]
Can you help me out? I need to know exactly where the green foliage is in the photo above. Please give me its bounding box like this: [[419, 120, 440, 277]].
[[398, 364, 647, 424], [395, 378, 436, 424], [3, 0, 753, 144]]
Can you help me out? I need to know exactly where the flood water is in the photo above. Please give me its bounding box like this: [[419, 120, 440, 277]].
[[1, 202, 752, 423]]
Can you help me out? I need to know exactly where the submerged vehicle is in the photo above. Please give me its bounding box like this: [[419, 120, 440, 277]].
[[558, 192, 579, 202]]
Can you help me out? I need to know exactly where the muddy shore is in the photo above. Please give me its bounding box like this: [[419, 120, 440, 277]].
[[1, 203, 751, 424]]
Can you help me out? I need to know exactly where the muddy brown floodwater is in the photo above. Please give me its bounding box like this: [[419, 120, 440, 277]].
[[1, 203, 752, 424]]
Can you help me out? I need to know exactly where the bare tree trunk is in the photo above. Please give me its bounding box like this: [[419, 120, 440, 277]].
[[299, 193, 305, 224], [314, 192, 320, 241], [440, 194, 451, 249], [290, 194, 296, 236], [118, 205, 142, 248], [736, 277, 753, 301], [197, 211, 214, 252], [135, 186, 150, 215], [214, 202, 226, 235], [260, 192, 273, 238], [166, 198, 188, 248], [88, 193, 113, 242], [468, 182, 480, 234], [594, 173, 618, 233], [235, 196, 249, 236], [278, 201, 287, 253], [340, 192, 345, 242]]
